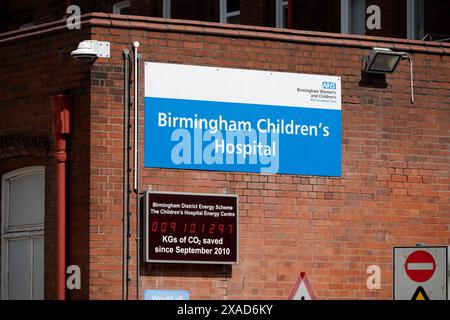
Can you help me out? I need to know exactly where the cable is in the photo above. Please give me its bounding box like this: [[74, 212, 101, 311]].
[[401, 53, 414, 104]]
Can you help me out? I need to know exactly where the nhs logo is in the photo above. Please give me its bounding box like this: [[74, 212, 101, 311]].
[[322, 81, 336, 90]]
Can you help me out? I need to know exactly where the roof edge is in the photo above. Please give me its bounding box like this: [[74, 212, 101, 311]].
[[1, 12, 449, 55]]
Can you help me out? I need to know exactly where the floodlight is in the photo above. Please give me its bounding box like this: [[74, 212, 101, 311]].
[[364, 47, 403, 74], [363, 47, 415, 104]]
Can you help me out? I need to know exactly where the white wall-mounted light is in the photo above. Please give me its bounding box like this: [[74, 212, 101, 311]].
[[71, 40, 110, 62], [363, 47, 415, 104]]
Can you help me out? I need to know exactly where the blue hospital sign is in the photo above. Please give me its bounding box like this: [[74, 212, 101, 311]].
[[144, 62, 341, 176]]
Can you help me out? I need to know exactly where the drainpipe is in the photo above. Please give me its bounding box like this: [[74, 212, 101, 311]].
[[52, 95, 71, 300]]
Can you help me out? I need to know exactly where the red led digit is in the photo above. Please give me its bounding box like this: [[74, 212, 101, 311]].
[[183, 223, 187, 233], [218, 224, 224, 234], [209, 223, 216, 234], [161, 222, 167, 232], [170, 222, 176, 233], [201, 224, 205, 233], [151, 221, 158, 232], [228, 224, 233, 234], [190, 223, 196, 233]]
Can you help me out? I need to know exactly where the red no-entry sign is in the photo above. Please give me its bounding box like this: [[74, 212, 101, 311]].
[[405, 250, 436, 283], [394, 246, 448, 300]]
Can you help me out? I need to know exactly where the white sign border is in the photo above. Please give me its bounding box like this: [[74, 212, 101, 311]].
[[145, 62, 341, 110]]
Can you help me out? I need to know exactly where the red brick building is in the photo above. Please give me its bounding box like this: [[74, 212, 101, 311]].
[[0, 1, 449, 300]]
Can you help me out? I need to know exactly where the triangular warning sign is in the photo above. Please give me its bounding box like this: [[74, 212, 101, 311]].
[[411, 286, 430, 300], [288, 272, 316, 300]]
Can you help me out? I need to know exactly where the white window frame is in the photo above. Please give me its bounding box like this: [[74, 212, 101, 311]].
[[220, 0, 241, 24], [407, 0, 424, 40], [1, 166, 45, 300], [276, 0, 288, 28], [163, 0, 171, 18], [113, 0, 130, 14], [341, 0, 365, 35]]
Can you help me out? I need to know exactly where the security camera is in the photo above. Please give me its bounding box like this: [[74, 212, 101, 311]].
[[71, 40, 110, 62], [71, 41, 98, 61]]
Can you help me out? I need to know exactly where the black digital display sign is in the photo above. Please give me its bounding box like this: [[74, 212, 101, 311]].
[[144, 191, 238, 264]]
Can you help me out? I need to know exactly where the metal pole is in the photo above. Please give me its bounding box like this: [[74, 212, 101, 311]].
[[133, 41, 139, 192], [122, 49, 130, 300], [133, 41, 141, 300]]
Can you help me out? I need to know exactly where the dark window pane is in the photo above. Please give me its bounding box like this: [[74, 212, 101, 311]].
[[283, 5, 288, 28], [171, 0, 219, 22], [423, 0, 450, 41], [291, 0, 341, 33], [227, 14, 241, 24], [365, 0, 407, 39], [120, 7, 130, 15], [227, 0, 240, 13]]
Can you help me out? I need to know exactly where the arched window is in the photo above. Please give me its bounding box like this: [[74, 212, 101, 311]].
[[1, 166, 45, 300]]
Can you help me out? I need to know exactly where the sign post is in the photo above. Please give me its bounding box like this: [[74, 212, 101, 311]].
[[393, 246, 448, 300]]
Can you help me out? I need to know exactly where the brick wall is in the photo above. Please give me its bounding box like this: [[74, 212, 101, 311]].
[[1, 14, 449, 300], [89, 15, 450, 299], [0, 24, 92, 299], [130, 0, 152, 16], [240, 0, 275, 27]]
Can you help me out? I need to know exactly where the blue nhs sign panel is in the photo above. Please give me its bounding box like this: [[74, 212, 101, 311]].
[[322, 81, 337, 90], [144, 62, 341, 176]]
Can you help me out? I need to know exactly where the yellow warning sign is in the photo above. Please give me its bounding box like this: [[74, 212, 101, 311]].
[[411, 286, 429, 300]]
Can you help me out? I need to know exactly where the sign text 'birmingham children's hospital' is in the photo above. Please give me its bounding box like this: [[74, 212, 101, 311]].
[[144, 62, 341, 176]]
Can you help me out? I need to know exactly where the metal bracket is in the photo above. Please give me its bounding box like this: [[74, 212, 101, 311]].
[[85, 40, 110, 58]]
